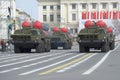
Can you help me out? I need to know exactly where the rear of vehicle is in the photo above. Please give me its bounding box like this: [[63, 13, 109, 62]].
[[51, 32, 72, 49]]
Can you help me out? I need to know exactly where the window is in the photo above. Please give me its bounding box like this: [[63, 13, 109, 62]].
[[72, 14, 76, 21], [75, 28, 77, 33], [102, 3, 107, 9], [113, 3, 117, 8], [82, 3, 86, 9], [57, 14, 60, 22], [31, 30, 39, 35], [43, 6, 46, 10], [57, 5, 60, 10], [92, 3, 96, 9], [43, 15, 47, 22], [72, 4, 76, 9], [50, 6, 54, 10], [50, 14, 54, 22]]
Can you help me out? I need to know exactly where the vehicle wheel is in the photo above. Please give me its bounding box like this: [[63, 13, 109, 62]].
[[14, 46, 21, 53], [79, 44, 85, 53], [36, 44, 42, 53], [85, 47, 89, 52], [110, 41, 115, 50], [63, 43, 68, 49], [45, 42, 51, 52], [68, 42, 72, 49], [41, 41, 45, 52], [101, 42, 110, 52]]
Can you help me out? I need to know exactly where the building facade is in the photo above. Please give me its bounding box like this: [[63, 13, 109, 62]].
[[37, 0, 120, 35]]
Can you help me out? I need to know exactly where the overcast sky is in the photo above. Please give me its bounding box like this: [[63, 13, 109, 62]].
[[16, 0, 38, 20]]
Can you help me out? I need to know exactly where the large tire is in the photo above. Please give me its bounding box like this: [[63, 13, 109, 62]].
[[41, 41, 45, 52], [79, 44, 85, 53], [36, 44, 42, 53], [14, 46, 21, 53], [68, 42, 72, 49], [85, 47, 90, 52], [110, 41, 115, 50], [63, 43, 68, 49], [101, 42, 110, 52], [45, 41, 51, 52]]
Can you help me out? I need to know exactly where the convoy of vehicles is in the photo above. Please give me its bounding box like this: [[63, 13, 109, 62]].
[[1, 19, 115, 53], [77, 20, 115, 52]]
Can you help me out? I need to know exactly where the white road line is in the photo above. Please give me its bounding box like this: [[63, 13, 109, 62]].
[[19, 53, 85, 75], [0, 53, 73, 73], [82, 44, 120, 75], [0, 52, 54, 64], [0, 52, 65, 68], [57, 53, 97, 73], [0, 54, 29, 60], [0, 54, 17, 58]]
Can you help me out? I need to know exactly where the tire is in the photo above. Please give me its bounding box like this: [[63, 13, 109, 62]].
[[36, 44, 42, 53], [85, 47, 90, 52], [41, 41, 45, 52], [45, 42, 51, 52], [101, 42, 110, 52], [79, 44, 85, 53], [110, 41, 115, 50], [63, 43, 68, 49], [14, 46, 21, 53], [68, 42, 72, 49]]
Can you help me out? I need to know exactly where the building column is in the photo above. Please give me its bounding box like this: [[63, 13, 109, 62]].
[[47, 5, 50, 23], [108, 2, 113, 19], [38, 4, 42, 20], [118, 2, 120, 19], [60, 3, 65, 23], [77, 3, 81, 21]]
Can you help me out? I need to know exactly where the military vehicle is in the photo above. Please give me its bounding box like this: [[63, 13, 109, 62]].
[[77, 20, 115, 52], [11, 21, 51, 53], [51, 27, 72, 49]]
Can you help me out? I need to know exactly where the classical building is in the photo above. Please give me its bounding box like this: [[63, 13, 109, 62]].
[[37, 0, 120, 35]]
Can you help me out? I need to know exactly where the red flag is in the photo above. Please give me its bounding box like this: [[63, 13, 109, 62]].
[[105, 11, 108, 19], [93, 12, 97, 19], [100, 11, 103, 19], [116, 11, 119, 19], [82, 12, 86, 19], [97, 11, 99, 19]]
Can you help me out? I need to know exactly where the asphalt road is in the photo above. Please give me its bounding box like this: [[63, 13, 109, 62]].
[[0, 42, 120, 80]]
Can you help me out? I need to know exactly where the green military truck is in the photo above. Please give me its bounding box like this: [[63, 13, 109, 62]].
[[11, 21, 51, 53], [51, 27, 72, 49], [77, 20, 115, 52]]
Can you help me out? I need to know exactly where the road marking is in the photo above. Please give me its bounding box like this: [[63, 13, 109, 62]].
[[0, 52, 55, 64], [39, 53, 93, 75], [57, 53, 97, 73], [0, 53, 73, 73], [82, 44, 120, 75], [0, 54, 29, 60], [19, 53, 85, 75], [0, 52, 64, 68]]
